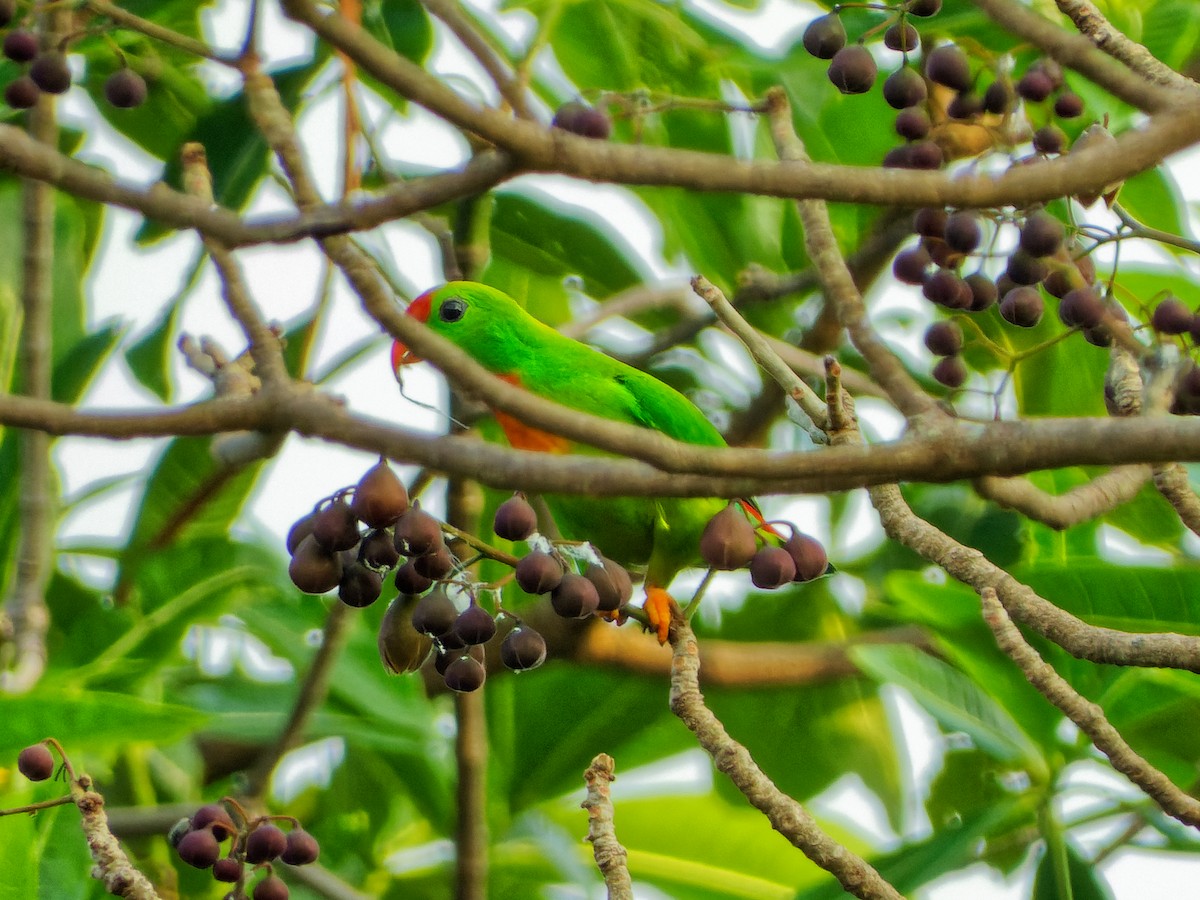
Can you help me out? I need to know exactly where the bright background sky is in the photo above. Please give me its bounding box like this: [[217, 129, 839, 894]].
[[39, 1, 1200, 896]]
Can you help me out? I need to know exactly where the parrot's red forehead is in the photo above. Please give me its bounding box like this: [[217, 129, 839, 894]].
[[391, 290, 435, 372]]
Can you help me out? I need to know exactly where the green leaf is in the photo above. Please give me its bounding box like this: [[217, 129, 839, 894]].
[[124, 252, 205, 401], [851, 644, 1047, 777], [136, 59, 326, 243], [0, 809, 38, 900], [0, 691, 207, 758], [1120, 167, 1190, 243], [363, 0, 435, 68], [484, 190, 648, 309], [1033, 839, 1113, 900]]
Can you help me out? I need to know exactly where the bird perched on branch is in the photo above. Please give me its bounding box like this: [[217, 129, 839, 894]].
[[392, 281, 816, 642]]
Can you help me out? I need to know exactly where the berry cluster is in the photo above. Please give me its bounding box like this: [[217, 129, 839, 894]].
[[800, 0, 1091, 173], [287, 462, 831, 692], [699, 503, 828, 588], [286, 463, 552, 693], [169, 801, 318, 899], [892, 201, 1125, 388], [0, 2, 147, 110]]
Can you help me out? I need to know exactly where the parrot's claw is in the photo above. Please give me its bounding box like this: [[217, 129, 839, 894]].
[[644, 587, 674, 645]]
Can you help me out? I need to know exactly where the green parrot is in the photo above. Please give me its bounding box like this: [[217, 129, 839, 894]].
[[391, 281, 766, 642]]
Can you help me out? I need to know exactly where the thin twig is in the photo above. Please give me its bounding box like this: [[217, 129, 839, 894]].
[[974, 466, 1151, 530], [1, 6, 63, 695], [244, 601, 356, 799], [1052, 0, 1199, 93], [979, 587, 1200, 828], [582, 754, 633, 899], [667, 606, 902, 899], [691, 275, 830, 440]]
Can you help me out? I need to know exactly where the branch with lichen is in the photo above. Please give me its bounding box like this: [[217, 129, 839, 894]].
[[666, 606, 902, 900], [979, 588, 1200, 828], [582, 754, 633, 900]]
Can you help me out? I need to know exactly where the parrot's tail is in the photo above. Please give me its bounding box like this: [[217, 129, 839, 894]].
[[736, 499, 786, 540]]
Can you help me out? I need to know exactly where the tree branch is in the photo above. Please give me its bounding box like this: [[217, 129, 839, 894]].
[[980, 587, 1200, 828], [973, 466, 1151, 530], [582, 754, 633, 900], [667, 608, 902, 900]]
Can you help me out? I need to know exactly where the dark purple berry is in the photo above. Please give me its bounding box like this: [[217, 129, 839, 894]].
[[378, 594, 433, 674], [906, 0, 941, 16], [699, 504, 758, 570], [1000, 287, 1044, 327], [925, 44, 971, 92], [913, 207, 947, 238], [907, 140, 944, 169], [394, 561, 434, 594], [411, 588, 457, 637], [924, 321, 963, 356], [883, 67, 927, 109], [29, 52, 71, 94], [947, 92, 983, 120], [1059, 287, 1105, 328], [1006, 249, 1048, 286], [1054, 91, 1083, 118], [3, 30, 38, 64], [286, 511, 318, 555], [552, 101, 611, 139], [892, 247, 931, 285], [245, 824, 288, 864], [965, 273, 998, 311], [782, 531, 828, 581], [453, 605, 497, 645], [750, 546, 796, 589], [289, 535, 343, 594], [351, 459, 409, 528], [828, 45, 877, 94], [412, 544, 454, 579], [500, 627, 547, 671], [493, 494, 538, 541], [338, 561, 383, 608], [1019, 210, 1065, 257], [923, 270, 972, 309], [191, 804, 237, 841], [253, 875, 290, 900], [802, 13, 846, 59], [1016, 70, 1054, 102], [514, 550, 564, 594], [213, 857, 243, 882], [103, 68, 148, 109], [983, 80, 1014, 114], [895, 107, 931, 140], [393, 506, 443, 556], [17, 744, 54, 781], [932, 355, 968, 388], [884, 22, 920, 52], [312, 499, 360, 552], [551, 573, 600, 618], [583, 557, 633, 612], [1152, 296, 1192, 334], [943, 211, 981, 253], [281, 829, 320, 865], [4, 76, 39, 109], [444, 654, 486, 692], [360, 528, 400, 569], [1033, 124, 1066, 154], [177, 828, 221, 869]]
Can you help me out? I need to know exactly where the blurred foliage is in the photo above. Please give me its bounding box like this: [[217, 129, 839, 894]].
[[1, 0, 1199, 899]]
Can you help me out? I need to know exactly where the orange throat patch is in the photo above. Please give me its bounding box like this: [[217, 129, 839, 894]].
[[494, 373, 572, 454]]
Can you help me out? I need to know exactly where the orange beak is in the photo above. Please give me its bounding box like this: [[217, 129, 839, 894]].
[[391, 290, 434, 375]]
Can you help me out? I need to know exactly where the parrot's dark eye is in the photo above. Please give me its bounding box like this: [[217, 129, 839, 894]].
[[439, 297, 467, 323]]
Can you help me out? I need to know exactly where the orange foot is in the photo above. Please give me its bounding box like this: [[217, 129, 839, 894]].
[[644, 587, 674, 645]]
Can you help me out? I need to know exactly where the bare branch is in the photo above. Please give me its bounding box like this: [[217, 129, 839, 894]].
[[1051, 0, 1198, 93], [1153, 464, 1200, 537], [973, 466, 1152, 530], [667, 607, 902, 900], [980, 588, 1200, 828], [582, 754, 633, 900], [278, 0, 1200, 210]]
